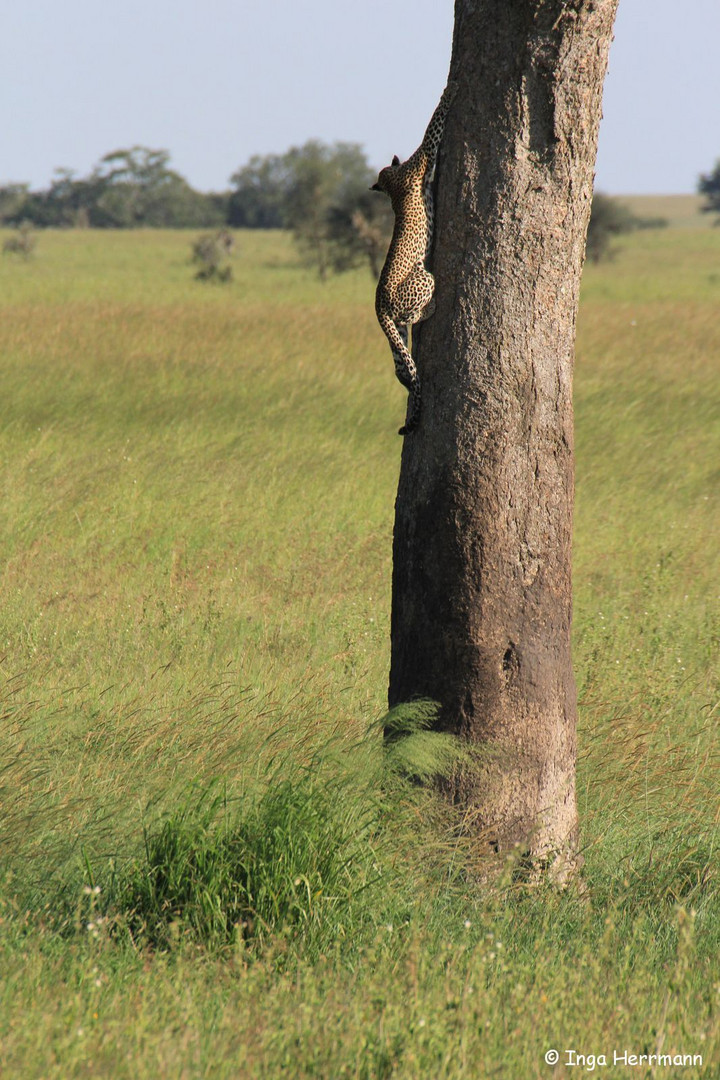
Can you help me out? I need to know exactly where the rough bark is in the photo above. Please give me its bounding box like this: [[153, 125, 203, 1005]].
[[388, 0, 618, 878]]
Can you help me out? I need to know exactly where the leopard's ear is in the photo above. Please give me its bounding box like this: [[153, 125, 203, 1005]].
[[391, 154, 400, 167]]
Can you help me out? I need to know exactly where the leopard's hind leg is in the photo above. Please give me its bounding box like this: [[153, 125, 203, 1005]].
[[395, 322, 421, 434], [378, 310, 421, 434], [392, 262, 436, 433]]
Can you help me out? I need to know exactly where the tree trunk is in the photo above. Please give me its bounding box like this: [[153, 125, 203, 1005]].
[[388, 0, 618, 879]]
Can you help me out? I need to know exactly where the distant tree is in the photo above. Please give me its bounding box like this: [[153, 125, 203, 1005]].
[[585, 193, 638, 262], [0, 184, 30, 224], [228, 154, 291, 229], [90, 147, 223, 228], [326, 189, 393, 278], [698, 160, 720, 218], [228, 141, 376, 279], [191, 229, 234, 282], [284, 141, 375, 280], [2, 150, 224, 229], [205, 191, 232, 223], [10, 169, 98, 227]]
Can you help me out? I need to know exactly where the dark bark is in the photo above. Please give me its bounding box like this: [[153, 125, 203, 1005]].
[[388, 0, 618, 878]]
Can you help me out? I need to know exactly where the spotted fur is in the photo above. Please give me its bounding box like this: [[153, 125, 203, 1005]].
[[372, 82, 455, 434]]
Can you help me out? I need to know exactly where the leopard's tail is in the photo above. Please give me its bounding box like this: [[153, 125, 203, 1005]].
[[420, 80, 457, 159]]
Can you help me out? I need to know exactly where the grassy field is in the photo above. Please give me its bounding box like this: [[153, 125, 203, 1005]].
[[0, 224, 718, 1078], [617, 194, 711, 230]]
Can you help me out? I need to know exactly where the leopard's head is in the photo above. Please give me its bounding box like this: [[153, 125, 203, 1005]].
[[371, 155, 402, 195]]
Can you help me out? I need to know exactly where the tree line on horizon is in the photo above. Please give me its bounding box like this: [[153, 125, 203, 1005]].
[[0, 143, 392, 279], [2, 142, 701, 278]]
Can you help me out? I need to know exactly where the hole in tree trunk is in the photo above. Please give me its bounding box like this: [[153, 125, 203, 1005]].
[[502, 644, 518, 677]]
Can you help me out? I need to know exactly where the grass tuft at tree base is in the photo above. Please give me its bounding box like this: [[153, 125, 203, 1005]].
[[98, 702, 468, 955]]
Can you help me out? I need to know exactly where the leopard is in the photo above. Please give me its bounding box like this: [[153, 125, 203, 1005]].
[[372, 81, 456, 435]]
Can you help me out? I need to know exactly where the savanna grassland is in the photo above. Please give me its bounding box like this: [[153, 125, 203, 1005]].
[[0, 221, 718, 1079]]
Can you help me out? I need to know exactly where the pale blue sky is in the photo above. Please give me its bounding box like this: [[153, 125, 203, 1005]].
[[2, 0, 719, 195]]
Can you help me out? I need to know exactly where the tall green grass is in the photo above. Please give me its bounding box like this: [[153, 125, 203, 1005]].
[[0, 226, 718, 1077], [94, 704, 465, 956]]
